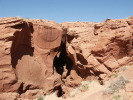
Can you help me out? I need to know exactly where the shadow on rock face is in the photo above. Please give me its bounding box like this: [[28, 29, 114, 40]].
[[11, 23, 34, 69], [53, 42, 73, 76], [10, 21, 72, 95], [53, 42, 66, 75]]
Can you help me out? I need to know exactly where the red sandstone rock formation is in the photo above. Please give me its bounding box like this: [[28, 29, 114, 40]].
[[0, 17, 133, 99], [64, 18, 133, 80], [0, 17, 64, 99]]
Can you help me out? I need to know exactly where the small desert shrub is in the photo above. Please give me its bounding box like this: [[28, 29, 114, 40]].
[[112, 94, 121, 100], [119, 67, 127, 72], [70, 81, 90, 97], [37, 96, 44, 100], [79, 81, 89, 92], [111, 93, 129, 100], [104, 76, 130, 95], [111, 72, 119, 79]]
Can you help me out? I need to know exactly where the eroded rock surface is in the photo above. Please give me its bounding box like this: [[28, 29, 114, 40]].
[[61, 18, 133, 96], [0, 17, 133, 99]]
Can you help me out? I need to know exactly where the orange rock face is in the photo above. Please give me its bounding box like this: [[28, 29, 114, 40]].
[[62, 18, 133, 94], [0, 17, 133, 99]]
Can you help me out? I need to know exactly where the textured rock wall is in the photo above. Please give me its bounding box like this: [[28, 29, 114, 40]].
[[62, 18, 133, 89], [0, 17, 64, 99], [63, 18, 133, 81], [0, 17, 133, 99], [0, 17, 24, 93]]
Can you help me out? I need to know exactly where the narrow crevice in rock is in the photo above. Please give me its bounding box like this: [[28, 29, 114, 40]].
[[76, 53, 88, 65], [96, 58, 113, 72], [53, 42, 66, 75]]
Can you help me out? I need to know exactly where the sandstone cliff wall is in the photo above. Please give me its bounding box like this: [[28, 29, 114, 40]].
[[0, 17, 133, 99]]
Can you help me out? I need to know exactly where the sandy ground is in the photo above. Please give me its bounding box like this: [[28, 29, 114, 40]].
[[42, 81, 103, 100], [34, 63, 133, 100]]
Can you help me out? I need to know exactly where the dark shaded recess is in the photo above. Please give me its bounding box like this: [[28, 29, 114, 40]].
[[91, 36, 133, 58], [18, 82, 39, 94], [96, 59, 112, 72], [57, 86, 64, 97], [117, 39, 133, 57], [18, 83, 31, 94], [66, 56, 73, 76], [11, 22, 34, 69], [53, 42, 66, 75], [67, 34, 74, 43], [91, 52, 104, 57], [53, 31, 74, 77], [76, 53, 88, 65], [52, 86, 65, 97], [91, 67, 104, 76], [110, 37, 133, 58], [72, 64, 93, 79], [53, 42, 73, 76], [91, 50, 106, 57]]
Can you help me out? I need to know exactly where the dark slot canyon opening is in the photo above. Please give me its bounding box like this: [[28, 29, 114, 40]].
[[10, 23, 74, 97], [53, 29, 74, 76], [53, 42, 73, 76], [53, 37, 74, 97]]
